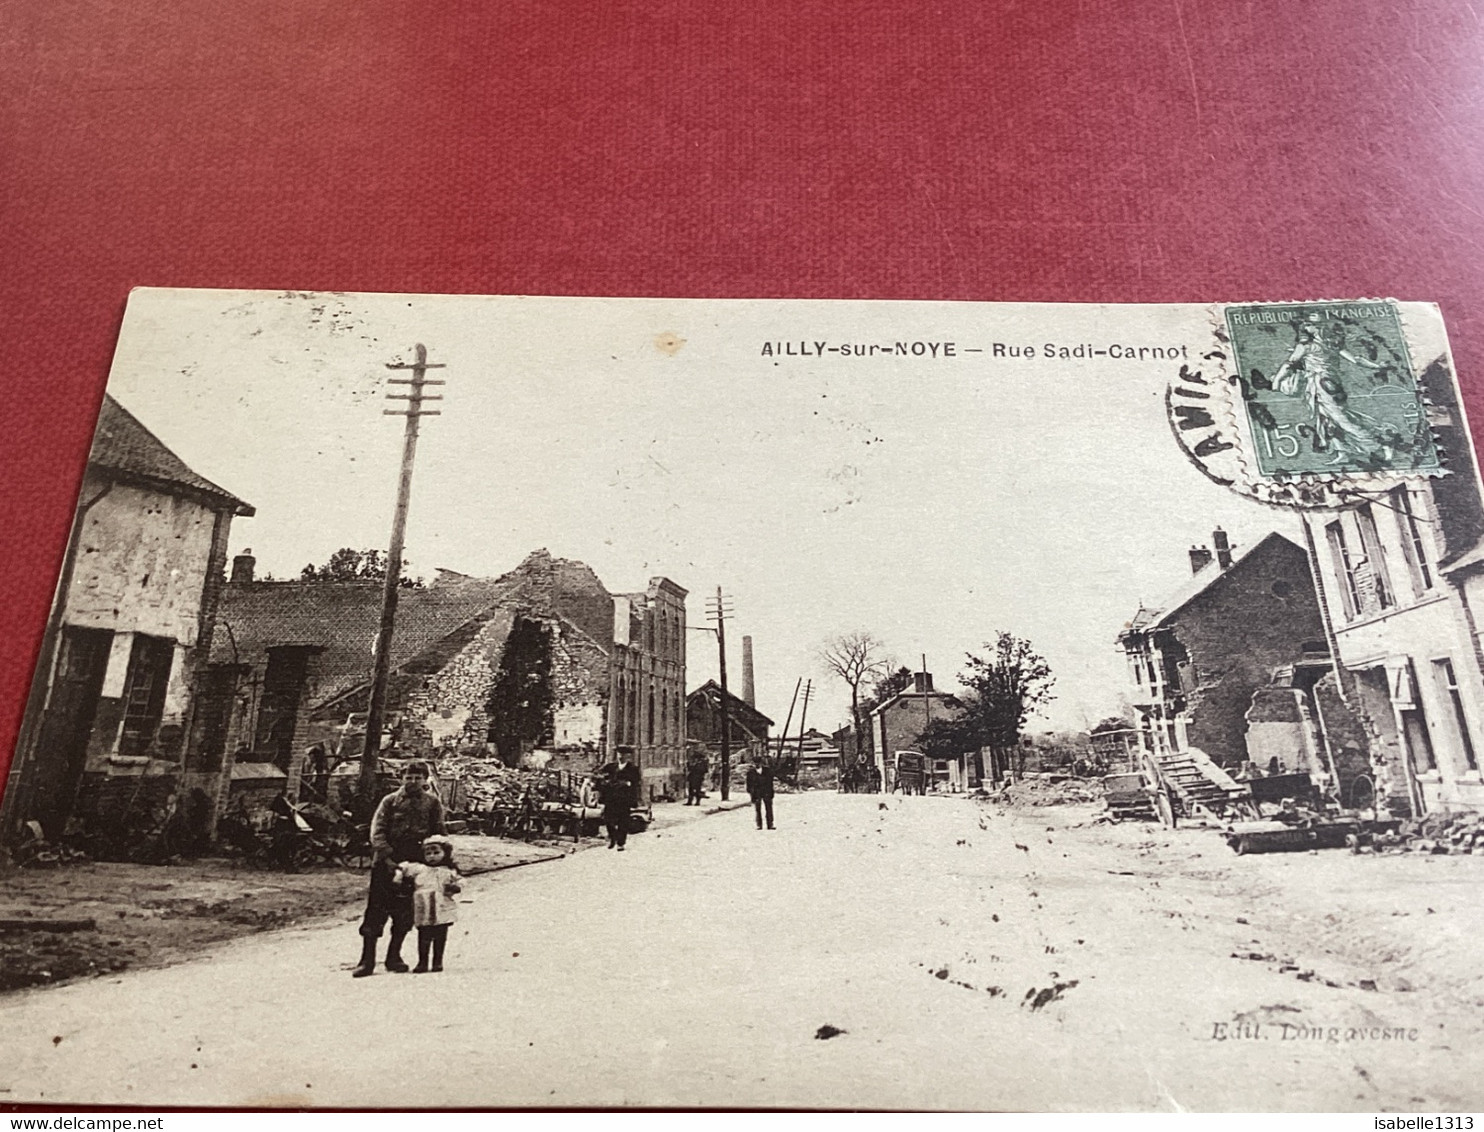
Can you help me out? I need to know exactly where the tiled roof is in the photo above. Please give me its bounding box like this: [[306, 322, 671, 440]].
[[212, 575, 525, 708], [211, 551, 625, 710], [686, 680, 776, 728], [91, 395, 254, 515], [1132, 532, 1301, 634], [1440, 534, 1484, 576]]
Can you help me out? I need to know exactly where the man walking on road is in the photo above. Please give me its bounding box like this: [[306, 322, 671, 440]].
[[684, 748, 709, 806], [353, 759, 446, 977], [600, 745, 642, 850], [746, 758, 775, 830]]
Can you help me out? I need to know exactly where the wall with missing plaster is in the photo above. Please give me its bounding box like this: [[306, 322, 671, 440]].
[[67, 475, 219, 646]]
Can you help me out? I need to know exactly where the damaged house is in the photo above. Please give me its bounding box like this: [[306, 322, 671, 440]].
[[1117, 528, 1371, 814], [1297, 358, 1484, 817], [1, 395, 253, 840], [197, 549, 688, 812]]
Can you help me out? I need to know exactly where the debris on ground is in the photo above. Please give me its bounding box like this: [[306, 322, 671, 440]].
[[1359, 811, 1484, 856], [814, 1024, 846, 1040], [987, 776, 1102, 808]]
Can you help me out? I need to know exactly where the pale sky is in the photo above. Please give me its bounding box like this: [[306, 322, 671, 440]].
[[107, 290, 1303, 734]]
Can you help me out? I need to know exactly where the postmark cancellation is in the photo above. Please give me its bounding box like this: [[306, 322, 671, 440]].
[[1170, 300, 1447, 511]]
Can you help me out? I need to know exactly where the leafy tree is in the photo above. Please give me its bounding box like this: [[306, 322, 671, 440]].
[[818, 632, 892, 768], [485, 616, 554, 766], [919, 633, 1055, 782], [300, 547, 423, 587]]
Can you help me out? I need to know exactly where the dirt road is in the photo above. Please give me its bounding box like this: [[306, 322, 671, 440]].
[[0, 792, 1478, 1110]]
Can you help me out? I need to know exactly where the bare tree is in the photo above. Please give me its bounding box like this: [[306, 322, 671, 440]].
[[818, 632, 892, 767]]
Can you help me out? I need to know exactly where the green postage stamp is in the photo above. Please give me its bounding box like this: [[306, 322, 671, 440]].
[[1225, 300, 1441, 478]]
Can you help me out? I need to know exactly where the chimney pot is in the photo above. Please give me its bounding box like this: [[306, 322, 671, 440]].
[[231, 549, 255, 584], [1213, 527, 1233, 569]]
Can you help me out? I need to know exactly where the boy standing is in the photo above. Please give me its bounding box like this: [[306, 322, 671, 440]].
[[352, 760, 446, 978]]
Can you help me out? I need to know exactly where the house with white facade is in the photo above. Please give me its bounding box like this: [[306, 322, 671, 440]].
[[1299, 357, 1484, 816]]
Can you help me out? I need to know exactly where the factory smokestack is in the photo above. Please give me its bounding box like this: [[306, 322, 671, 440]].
[[742, 635, 756, 707]]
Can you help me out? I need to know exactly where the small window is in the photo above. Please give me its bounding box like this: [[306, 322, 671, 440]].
[[1326, 521, 1361, 620], [1433, 658, 1478, 772], [1355, 504, 1394, 610], [118, 635, 175, 756], [1392, 487, 1434, 596]]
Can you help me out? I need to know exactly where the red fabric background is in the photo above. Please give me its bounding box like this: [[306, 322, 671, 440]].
[[3, 0, 1484, 782]]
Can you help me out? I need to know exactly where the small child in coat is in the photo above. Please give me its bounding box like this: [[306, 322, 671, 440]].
[[394, 834, 462, 973]]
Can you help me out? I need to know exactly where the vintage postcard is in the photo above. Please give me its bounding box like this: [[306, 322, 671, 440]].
[[1, 291, 1481, 1112]]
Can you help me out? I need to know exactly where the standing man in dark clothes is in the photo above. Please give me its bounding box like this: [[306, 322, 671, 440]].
[[353, 760, 446, 978], [746, 757, 776, 830], [685, 748, 709, 806], [600, 745, 642, 850]]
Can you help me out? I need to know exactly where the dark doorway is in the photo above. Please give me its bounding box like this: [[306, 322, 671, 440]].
[[31, 626, 114, 838], [255, 646, 312, 772]]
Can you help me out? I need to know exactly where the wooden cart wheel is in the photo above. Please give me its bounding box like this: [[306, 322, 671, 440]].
[[1155, 788, 1177, 830]]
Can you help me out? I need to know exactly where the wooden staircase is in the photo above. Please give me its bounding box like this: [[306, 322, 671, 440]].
[[1154, 747, 1250, 818]]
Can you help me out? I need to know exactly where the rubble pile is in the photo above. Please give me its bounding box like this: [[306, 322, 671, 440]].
[[432, 756, 570, 813], [996, 776, 1102, 807], [1361, 810, 1484, 855]]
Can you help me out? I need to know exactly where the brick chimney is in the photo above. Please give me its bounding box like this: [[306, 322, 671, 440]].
[[741, 635, 756, 706], [913, 671, 934, 694], [1189, 545, 1213, 574], [1213, 527, 1233, 570], [230, 548, 255, 584]]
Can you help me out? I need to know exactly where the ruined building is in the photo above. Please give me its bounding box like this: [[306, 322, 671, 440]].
[[1297, 359, 1484, 816], [1, 396, 254, 840], [198, 549, 687, 809], [1117, 529, 1371, 807]]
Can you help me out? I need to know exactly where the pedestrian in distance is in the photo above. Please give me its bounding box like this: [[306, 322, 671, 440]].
[[394, 834, 462, 973], [599, 745, 642, 851], [352, 759, 446, 978], [685, 749, 709, 806], [746, 757, 776, 830]]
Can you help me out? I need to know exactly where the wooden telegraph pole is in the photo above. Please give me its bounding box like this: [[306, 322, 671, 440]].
[[706, 588, 734, 801], [357, 344, 444, 813], [793, 679, 812, 782], [773, 677, 802, 760]]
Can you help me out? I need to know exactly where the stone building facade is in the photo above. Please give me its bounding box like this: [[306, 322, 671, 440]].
[[1298, 359, 1484, 815], [610, 577, 690, 798]]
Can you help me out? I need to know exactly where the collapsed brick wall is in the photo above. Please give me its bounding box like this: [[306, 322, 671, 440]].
[[1313, 669, 1375, 808], [1350, 668, 1418, 817], [1170, 539, 1330, 768], [399, 609, 516, 752], [397, 609, 612, 759]]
